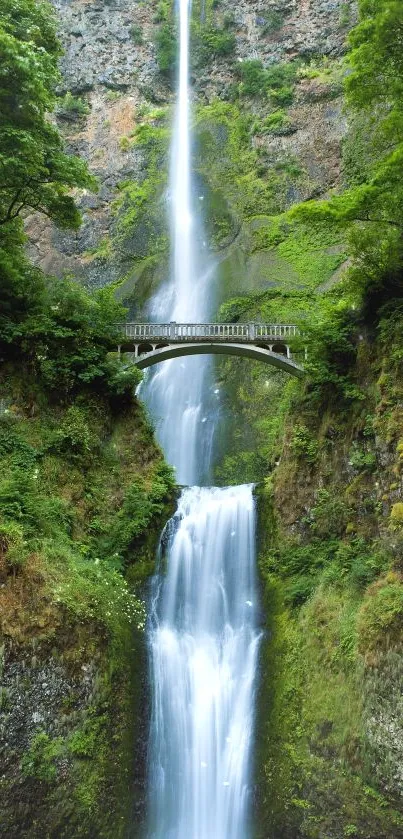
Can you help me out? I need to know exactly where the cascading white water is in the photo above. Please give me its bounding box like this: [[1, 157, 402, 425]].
[[148, 486, 260, 839], [143, 0, 261, 836], [142, 0, 213, 487]]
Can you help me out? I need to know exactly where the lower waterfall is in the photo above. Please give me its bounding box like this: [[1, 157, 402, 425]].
[[147, 485, 261, 839]]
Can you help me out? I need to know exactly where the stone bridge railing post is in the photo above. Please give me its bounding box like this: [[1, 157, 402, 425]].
[[249, 323, 255, 340]]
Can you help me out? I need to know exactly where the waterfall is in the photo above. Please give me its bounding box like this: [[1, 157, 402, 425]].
[[147, 486, 260, 838], [143, 1, 261, 836], [142, 0, 213, 487]]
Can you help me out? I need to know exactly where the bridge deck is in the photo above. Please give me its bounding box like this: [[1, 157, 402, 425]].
[[119, 322, 299, 343]]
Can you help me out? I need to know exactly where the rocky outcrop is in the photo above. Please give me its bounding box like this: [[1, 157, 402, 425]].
[[195, 0, 355, 99]]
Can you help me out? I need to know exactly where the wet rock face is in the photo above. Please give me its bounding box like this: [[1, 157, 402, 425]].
[[0, 645, 99, 757], [54, 0, 159, 94], [236, 0, 353, 61], [0, 639, 100, 837], [194, 0, 356, 101], [25, 0, 170, 283]]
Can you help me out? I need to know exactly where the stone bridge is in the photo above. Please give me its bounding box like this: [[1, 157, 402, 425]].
[[117, 322, 305, 377]]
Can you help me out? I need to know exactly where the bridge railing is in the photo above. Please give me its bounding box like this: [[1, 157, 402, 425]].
[[119, 322, 299, 342]]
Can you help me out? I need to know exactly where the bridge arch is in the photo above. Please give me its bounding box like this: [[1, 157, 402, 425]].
[[137, 342, 154, 355], [132, 342, 304, 378]]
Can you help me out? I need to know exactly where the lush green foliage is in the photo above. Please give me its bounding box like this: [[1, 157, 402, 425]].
[[252, 109, 294, 136], [0, 387, 174, 640], [0, 0, 95, 228], [290, 0, 403, 314], [156, 21, 177, 76], [236, 59, 296, 103], [1, 267, 142, 403], [192, 24, 235, 67]]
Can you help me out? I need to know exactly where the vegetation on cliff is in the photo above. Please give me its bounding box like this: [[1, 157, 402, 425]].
[[244, 2, 403, 836], [0, 1, 174, 834]]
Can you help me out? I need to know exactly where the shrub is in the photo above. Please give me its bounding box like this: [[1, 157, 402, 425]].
[[322, 539, 388, 590], [0, 470, 72, 539], [238, 60, 269, 97], [19, 278, 137, 404], [390, 503, 403, 528], [339, 2, 351, 27], [98, 462, 174, 565], [196, 27, 236, 64], [310, 489, 350, 538], [349, 443, 377, 472], [237, 60, 296, 102], [130, 24, 143, 44], [156, 22, 177, 76], [269, 86, 294, 106], [68, 716, 102, 758], [119, 136, 131, 152], [260, 11, 284, 34], [0, 421, 38, 469], [223, 12, 236, 30], [50, 406, 100, 463], [257, 110, 294, 135], [56, 92, 90, 120], [0, 521, 26, 567], [153, 0, 170, 23], [290, 424, 319, 464]]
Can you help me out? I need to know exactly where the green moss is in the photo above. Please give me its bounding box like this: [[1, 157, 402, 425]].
[[390, 502, 403, 525], [251, 222, 346, 289], [194, 101, 306, 233], [112, 116, 170, 264], [256, 546, 403, 838], [21, 732, 64, 783], [357, 573, 403, 656]]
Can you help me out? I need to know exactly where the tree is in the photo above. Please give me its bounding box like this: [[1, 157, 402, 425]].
[[0, 0, 96, 229], [346, 0, 403, 110], [288, 0, 403, 311]]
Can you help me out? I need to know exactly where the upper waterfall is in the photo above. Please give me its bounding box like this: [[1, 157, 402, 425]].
[[141, 0, 214, 486]]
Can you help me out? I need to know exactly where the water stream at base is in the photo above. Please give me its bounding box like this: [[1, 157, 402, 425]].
[[142, 0, 261, 835]]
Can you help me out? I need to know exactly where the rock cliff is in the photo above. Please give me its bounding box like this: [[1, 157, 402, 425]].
[[26, 0, 355, 312]]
